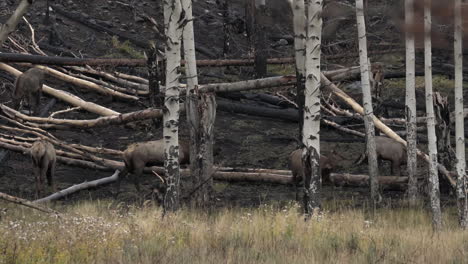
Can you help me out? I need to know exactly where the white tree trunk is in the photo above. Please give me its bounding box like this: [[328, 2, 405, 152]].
[[182, 0, 216, 206], [356, 0, 380, 209], [163, 0, 183, 212], [288, 0, 307, 141], [0, 0, 33, 46], [424, 0, 442, 230], [405, 0, 418, 204], [301, 0, 322, 216], [454, 0, 468, 229]]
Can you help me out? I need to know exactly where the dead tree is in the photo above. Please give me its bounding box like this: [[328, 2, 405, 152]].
[[454, 0, 468, 229], [356, 0, 380, 211], [424, 0, 442, 231], [182, 0, 216, 206], [254, 0, 268, 78], [163, 0, 183, 212], [405, 0, 418, 204], [301, 0, 322, 216], [433, 93, 454, 170]]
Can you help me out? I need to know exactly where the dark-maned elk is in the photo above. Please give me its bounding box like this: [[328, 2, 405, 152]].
[[355, 136, 407, 176], [289, 148, 345, 200], [12, 67, 45, 116], [115, 139, 190, 195], [30, 139, 56, 199]]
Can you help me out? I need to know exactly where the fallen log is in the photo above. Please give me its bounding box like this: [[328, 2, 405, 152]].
[[0, 63, 120, 116], [0, 191, 60, 214], [34, 65, 139, 101], [217, 99, 299, 122], [1, 104, 161, 129], [34, 170, 120, 203], [329, 173, 409, 191]]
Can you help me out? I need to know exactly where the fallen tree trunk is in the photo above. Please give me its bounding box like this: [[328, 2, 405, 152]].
[[34, 170, 120, 203], [34, 65, 139, 101], [0, 191, 60, 214], [329, 173, 409, 191], [0, 63, 120, 116], [217, 99, 299, 122], [1, 104, 162, 129]]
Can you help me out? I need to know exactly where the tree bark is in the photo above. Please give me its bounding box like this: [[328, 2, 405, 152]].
[[424, 0, 442, 230], [163, 0, 183, 212], [454, 0, 468, 229], [405, 0, 418, 205], [356, 0, 380, 211], [289, 0, 306, 142], [300, 0, 322, 217], [0, 63, 119, 116], [0, 0, 33, 46], [183, 0, 216, 207]]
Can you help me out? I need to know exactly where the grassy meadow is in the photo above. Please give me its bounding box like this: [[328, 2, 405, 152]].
[[1, 200, 467, 264]]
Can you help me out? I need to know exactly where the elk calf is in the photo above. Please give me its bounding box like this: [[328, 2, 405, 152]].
[[116, 139, 190, 195], [30, 140, 56, 198], [12, 68, 45, 116], [355, 136, 406, 176]]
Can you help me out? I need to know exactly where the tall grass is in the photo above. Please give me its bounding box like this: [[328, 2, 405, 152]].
[[0, 201, 467, 264]]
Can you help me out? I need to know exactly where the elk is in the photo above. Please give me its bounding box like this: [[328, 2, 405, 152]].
[[115, 139, 190, 195], [289, 148, 345, 200], [30, 139, 56, 198], [355, 136, 407, 176], [12, 67, 45, 116]]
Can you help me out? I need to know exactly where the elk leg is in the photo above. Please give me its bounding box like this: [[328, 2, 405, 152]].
[[293, 174, 300, 201], [34, 165, 41, 199], [133, 167, 143, 193], [114, 168, 127, 197], [47, 159, 56, 192], [391, 161, 401, 176]]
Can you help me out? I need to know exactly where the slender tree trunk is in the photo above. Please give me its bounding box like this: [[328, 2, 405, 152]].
[[454, 0, 468, 229], [302, 0, 322, 217], [405, 0, 418, 205], [222, 0, 230, 57], [424, 0, 442, 230], [0, 0, 33, 47], [356, 0, 380, 212], [254, 0, 267, 78], [289, 0, 306, 142], [147, 44, 162, 108], [183, 0, 216, 207], [163, 0, 183, 213]]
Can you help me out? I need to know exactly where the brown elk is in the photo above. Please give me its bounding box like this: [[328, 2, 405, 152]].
[[115, 139, 190, 195], [289, 148, 345, 200], [355, 136, 407, 176], [12, 67, 45, 116], [30, 140, 56, 198]]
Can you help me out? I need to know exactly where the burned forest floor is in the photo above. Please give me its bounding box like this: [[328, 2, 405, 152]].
[[0, 0, 465, 210]]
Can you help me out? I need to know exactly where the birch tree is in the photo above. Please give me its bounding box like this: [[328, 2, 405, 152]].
[[454, 0, 468, 228], [424, 0, 442, 230], [302, 0, 322, 216], [405, 0, 418, 204], [0, 0, 33, 47], [163, 0, 183, 212], [356, 0, 380, 210], [182, 0, 216, 206], [288, 0, 306, 142]]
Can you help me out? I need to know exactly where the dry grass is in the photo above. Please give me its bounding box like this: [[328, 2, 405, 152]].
[[0, 200, 467, 264]]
